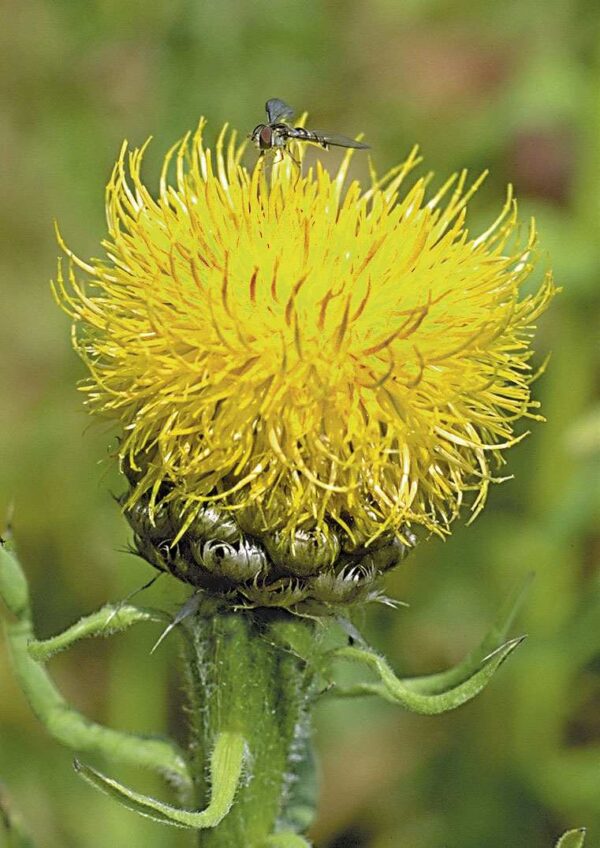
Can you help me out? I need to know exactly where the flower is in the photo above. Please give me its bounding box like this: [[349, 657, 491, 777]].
[[54, 119, 555, 607]]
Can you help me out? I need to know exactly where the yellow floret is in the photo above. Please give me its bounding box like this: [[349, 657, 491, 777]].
[[54, 119, 556, 547]]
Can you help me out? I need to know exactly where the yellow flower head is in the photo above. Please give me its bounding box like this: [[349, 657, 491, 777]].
[[55, 120, 555, 558]]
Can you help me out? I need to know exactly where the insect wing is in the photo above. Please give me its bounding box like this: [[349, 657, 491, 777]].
[[266, 98, 295, 124], [312, 131, 370, 150]]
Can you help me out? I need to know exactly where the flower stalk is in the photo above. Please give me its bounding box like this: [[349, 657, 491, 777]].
[[181, 608, 318, 845]]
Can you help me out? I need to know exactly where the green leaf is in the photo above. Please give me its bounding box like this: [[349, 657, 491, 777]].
[[331, 636, 524, 714], [74, 731, 246, 829], [2, 578, 190, 787], [402, 571, 534, 695], [329, 572, 533, 712], [28, 603, 166, 662], [555, 828, 586, 847]]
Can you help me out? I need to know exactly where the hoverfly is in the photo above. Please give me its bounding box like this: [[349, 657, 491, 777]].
[[250, 98, 369, 160]]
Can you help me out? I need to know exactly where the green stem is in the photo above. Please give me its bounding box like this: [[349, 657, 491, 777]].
[[182, 606, 318, 848]]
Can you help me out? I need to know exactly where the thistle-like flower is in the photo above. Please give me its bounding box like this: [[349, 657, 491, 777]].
[[54, 120, 555, 610]]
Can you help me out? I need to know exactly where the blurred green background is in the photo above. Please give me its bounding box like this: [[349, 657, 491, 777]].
[[1, 1, 598, 846]]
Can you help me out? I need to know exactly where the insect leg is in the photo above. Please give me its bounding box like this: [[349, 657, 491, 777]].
[[285, 148, 301, 168]]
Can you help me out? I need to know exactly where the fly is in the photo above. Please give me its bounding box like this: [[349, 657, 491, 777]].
[[250, 98, 369, 161]]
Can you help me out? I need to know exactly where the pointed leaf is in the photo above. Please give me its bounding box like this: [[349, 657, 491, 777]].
[[331, 636, 524, 714], [403, 571, 533, 695], [28, 604, 166, 662], [74, 731, 246, 828], [555, 829, 586, 848]]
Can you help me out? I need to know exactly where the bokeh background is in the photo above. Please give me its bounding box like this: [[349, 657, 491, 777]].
[[1, 2, 598, 846]]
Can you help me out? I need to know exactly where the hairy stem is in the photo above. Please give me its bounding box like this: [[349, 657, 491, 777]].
[[182, 607, 318, 847]]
